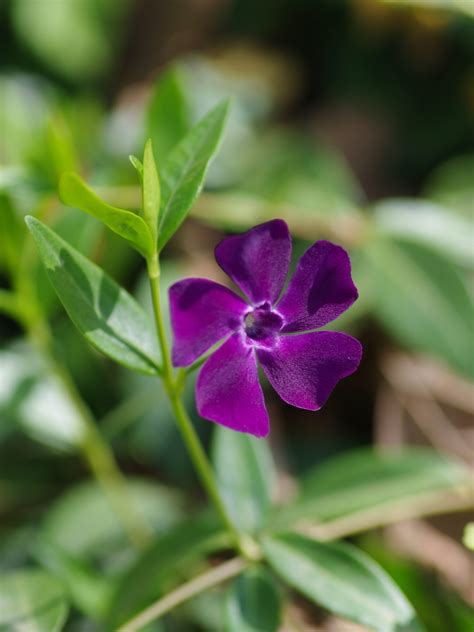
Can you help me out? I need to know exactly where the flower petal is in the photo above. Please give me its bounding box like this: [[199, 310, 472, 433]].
[[196, 333, 269, 437], [257, 331, 362, 410], [277, 240, 358, 332], [169, 278, 248, 366], [215, 219, 291, 305]]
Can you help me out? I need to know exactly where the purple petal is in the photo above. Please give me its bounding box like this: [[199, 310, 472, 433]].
[[169, 278, 248, 367], [277, 240, 358, 332], [215, 219, 291, 305], [196, 333, 269, 437], [257, 331, 362, 410]]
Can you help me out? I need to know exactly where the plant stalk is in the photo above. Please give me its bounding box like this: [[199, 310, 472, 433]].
[[116, 556, 247, 632], [147, 257, 259, 561]]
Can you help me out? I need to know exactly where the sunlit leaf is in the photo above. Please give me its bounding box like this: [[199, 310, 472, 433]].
[[26, 216, 161, 375], [142, 139, 160, 243], [59, 172, 153, 258], [212, 425, 276, 534], [158, 100, 230, 251], [224, 567, 281, 632], [0, 569, 69, 631], [263, 533, 422, 632]]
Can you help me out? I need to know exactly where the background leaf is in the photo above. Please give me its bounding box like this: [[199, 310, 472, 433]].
[[0, 569, 69, 632], [59, 172, 153, 258], [26, 216, 161, 375], [364, 236, 474, 377], [273, 447, 469, 528], [263, 533, 422, 632], [212, 425, 276, 533], [224, 567, 281, 632], [158, 100, 230, 251], [146, 65, 189, 163]]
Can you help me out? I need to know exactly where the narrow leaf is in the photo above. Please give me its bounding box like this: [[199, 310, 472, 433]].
[[129, 154, 143, 179], [158, 100, 230, 251], [212, 425, 276, 533], [59, 171, 153, 258], [142, 139, 160, 242], [224, 568, 280, 632], [26, 216, 161, 375], [273, 447, 468, 528], [147, 65, 188, 161], [263, 533, 422, 632], [0, 569, 69, 632]]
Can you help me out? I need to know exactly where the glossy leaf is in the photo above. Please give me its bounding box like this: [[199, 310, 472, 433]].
[[147, 65, 188, 162], [212, 425, 276, 533], [273, 447, 468, 528], [263, 533, 422, 632], [365, 236, 474, 378], [59, 171, 153, 258], [0, 569, 69, 631], [26, 216, 161, 375], [142, 139, 160, 242], [129, 154, 143, 179], [224, 567, 281, 632], [158, 100, 230, 251]]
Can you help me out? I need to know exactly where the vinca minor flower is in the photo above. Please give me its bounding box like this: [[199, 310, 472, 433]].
[[169, 220, 362, 437]]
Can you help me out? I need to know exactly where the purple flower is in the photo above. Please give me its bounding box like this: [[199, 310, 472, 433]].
[[169, 219, 362, 437]]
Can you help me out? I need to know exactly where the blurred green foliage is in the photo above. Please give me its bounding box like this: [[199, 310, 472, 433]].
[[1, 0, 473, 630]]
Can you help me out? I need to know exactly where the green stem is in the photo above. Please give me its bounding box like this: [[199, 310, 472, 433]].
[[117, 556, 248, 632], [26, 315, 151, 550], [147, 257, 260, 561]]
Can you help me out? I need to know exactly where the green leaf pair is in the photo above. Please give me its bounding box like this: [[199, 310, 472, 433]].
[[26, 100, 229, 374], [58, 99, 229, 261]]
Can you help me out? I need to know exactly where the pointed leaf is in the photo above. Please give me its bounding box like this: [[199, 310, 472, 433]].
[[26, 216, 161, 375], [263, 533, 422, 632], [129, 154, 143, 179], [147, 65, 188, 161], [224, 567, 281, 632], [59, 171, 153, 258], [142, 139, 160, 242], [212, 425, 276, 533], [0, 569, 69, 632], [158, 100, 230, 250]]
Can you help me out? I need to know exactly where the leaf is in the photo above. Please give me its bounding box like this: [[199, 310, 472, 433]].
[[129, 154, 143, 179], [142, 139, 160, 242], [41, 478, 183, 559], [273, 447, 468, 528], [158, 100, 230, 251], [263, 533, 422, 632], [59, 171, 153, 258], [0, 569, 69, 631], [146, 65, 188, 162], [26, 216, 161, 375], [212, 425, 276, 533], [224, 567, 281, 632], [364, 236, 474, 378], [107, 512, 228, 628], [373, 199, 473, 268]]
